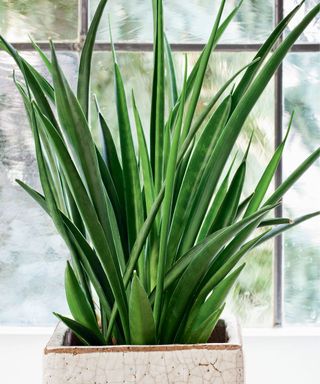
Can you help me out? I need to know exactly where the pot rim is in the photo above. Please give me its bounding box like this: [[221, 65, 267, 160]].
[[44, 317, 242, 355]]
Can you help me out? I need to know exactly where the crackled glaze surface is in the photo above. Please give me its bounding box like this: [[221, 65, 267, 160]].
[[43, 320, 244, 384]]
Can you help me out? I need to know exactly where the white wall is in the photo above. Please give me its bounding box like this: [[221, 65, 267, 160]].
[[1, 328, 320, 384]]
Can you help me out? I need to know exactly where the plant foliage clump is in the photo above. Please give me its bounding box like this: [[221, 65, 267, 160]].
[[0, 0, 319, 345]]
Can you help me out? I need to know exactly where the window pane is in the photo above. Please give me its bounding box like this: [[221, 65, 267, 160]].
[[284, 53, 320, 324], [284, 0, 320, 43], [91, 51, 274, 326], [0, 52, 78, 326], [0, 1, 78, 41], [91, 0, 274, 44]]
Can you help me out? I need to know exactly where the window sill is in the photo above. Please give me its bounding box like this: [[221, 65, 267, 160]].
[[1, 327, 320, 384]]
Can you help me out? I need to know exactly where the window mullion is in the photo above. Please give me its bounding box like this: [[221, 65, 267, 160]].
[[274, 0, 284, 328], [79, 0, 89, 41]]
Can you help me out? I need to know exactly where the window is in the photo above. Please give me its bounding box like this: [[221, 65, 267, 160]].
[[0, 0, 319, 327]]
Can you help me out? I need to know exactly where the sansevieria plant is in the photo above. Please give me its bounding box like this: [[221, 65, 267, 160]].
[[0, 0, 319, 345]]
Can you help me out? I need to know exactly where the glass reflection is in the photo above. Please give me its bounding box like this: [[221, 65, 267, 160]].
[[91, 0, 274, 44]]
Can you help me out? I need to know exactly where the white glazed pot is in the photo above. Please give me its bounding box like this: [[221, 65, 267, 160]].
[[43, 318, 244, 383]]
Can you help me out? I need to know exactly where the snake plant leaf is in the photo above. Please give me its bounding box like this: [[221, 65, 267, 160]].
[[15, 179, 123, 342], [29, 35, 53, 73], [168, 95, 232, 264], [111, 48, 144, 258], [179, 4, 320, 251], [181, 264, 244, 343], [245, 113, 294, 217], [0, 36, 55, 103], [132, 91, 155, 216], [192, 264, 245, 328], [64, 218, 114, 316], [164, 34, 178, 108], [197, 172, 230, 243], [172, 0, 243, 114], [208, 160, 246, 235], [51, 43, 115, 238], [78, 0, 109, 118], [183, 305, 225, 345], [160, 204, 276, 342], [129, 273, 156, 345], [35, 104, 130, 342], [259, 218, 292, 227], [94, 98, 125, 207], [181, 0, 226, 140], [172, 137, 194, 205], [265, 147, 320, 206], [197, 153, 239, 243], [65, 261, 100, 334], [151, 0, 165, 194], [174, 0, 244, 140], [190, 57, 260, 137], [199, 230, 271, 305], [31, 102, 92, 306], [154, 57, 187, 328], [96, 150, 125, 243], [14, 79, 65, 213], [236, 193, 254, 219], [54, 313, 106, 346], [232, 1, 303, 106], [254, 211, 320, 248]]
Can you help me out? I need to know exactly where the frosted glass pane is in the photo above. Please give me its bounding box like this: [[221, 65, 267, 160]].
[[284, 53, 320, 324], [91, 0, 274, 43], [92, 51, 274, 326], [0, 0, 78, 41], [0, 52, 78, 326], [284, 0, 320, 43]]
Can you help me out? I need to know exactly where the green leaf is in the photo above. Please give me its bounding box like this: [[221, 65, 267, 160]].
[[244, 112, 294, 217], [254, 211, 320, 247], [65, 261, 100, 334], [129, 273, 156, 345], [154, 57, 187, 328], [200, 230, 270, 300], [197, 155, 239, 242], [179, 253, 248, 343], [259, 218, 292, 227], [178, 4, 320, 255], [29, 36, 53, 73], [189, 57, 260, 142], [94, 97, 125, 208], [111, 48, 144, 256], [0, 36, 55, 103], [232, 2, 303, 106], [236, 193, 254, 219], [183, 305, 225, 344], [168, 95, 232, 264], [164, 34, 178, 108], [183, 264, 244, 341], [208, 160, 246, 234], [50, 42, 113, 240], [151, 0, 165, 194], [15, 180, 124, 343], [106, 184, 165, 340], [34, 104, 130, 343], [160, 204, 276, 342], [96, 150, 126, 253], [265, 147, 320, 206], [132, 91, 155, 216], [77, 0, 109, 117], [181, 0, 226, 140], [54, 313, 105, 346]]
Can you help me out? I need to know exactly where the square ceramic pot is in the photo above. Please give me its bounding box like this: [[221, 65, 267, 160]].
[[43, 318, 244, 383]]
